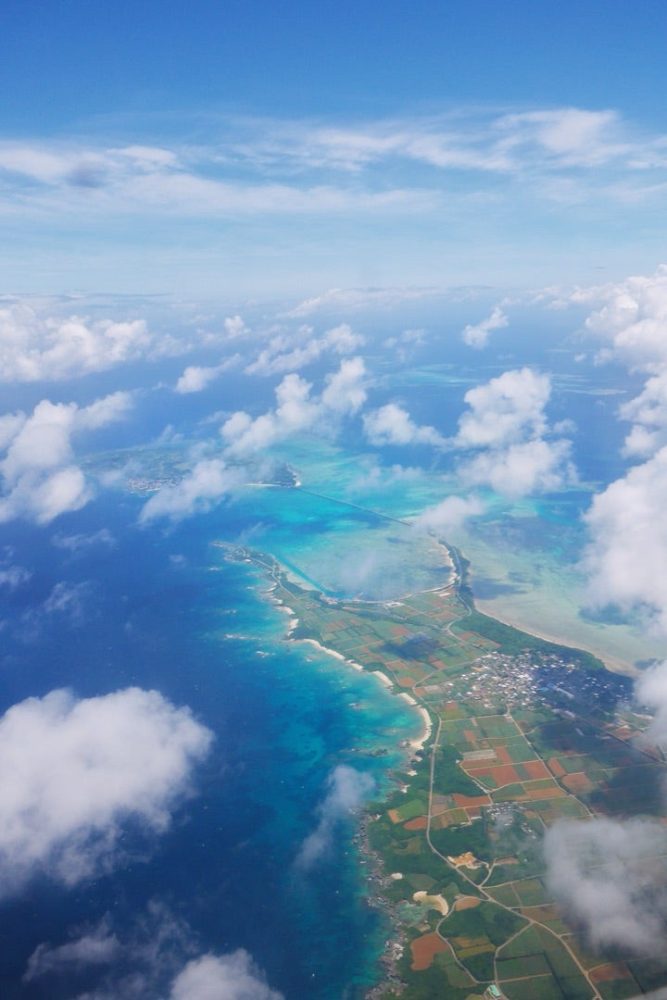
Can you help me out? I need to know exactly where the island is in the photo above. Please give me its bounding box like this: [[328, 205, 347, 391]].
[[219, 540, 667, 1000]]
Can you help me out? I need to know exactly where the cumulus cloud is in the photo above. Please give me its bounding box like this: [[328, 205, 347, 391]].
[[359, 366, 574, 496], [221, 358, 366, 458], [0, 302, 167, 382], [0, 392, 132, 524], [452, 368, 576, 496], [296, 766, 374, 870], [454, 367, 551, 449], [363, 402, 445, 448], [0, 687, 212, 896], [461, 305, 508, 349], [245, 323, 363, 377], [564, 269, 667, 625], [321, 355, 367, 414], [461, 438, 575, 497], [139, 459, 243, 523], [413, 495, 484, 534], [582, 446, 667, 632], [544, 817, 667, 954], [169, 952, 283, 1000], [223, 315, 248, 339], [573, 265, 667, 373], [175, 355, 242, 394]]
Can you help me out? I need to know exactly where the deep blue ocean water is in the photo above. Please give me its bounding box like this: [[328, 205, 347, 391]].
[[0, 490, 419, 999]]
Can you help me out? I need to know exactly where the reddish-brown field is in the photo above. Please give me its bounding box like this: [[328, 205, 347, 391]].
[[454, 896, 481, 911], [466, 764, 521, 785], [452, 792, 491, 808], [562, 772, 594, 794], [404, 816, 428, 831], [410, 932, 448, 971], [522, 760, 551, 780], [525, 785, 567, 800], [547, 757, 566, 777], [590, 963, 633, 983]]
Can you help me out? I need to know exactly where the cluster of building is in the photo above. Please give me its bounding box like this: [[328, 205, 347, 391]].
[[422, 648, 631, 718]]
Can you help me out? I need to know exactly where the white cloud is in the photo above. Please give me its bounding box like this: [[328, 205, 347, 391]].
[[321, 355, 367, 414], [52, 528, 116, 553], [569, 269, 667, 624], [413, 495, 484, 534], [499, 108, 626, 166], [450, 367, 576, 497], [461, 305, 508, 349], [460, 438, 576, 498], [582, 445, 667, 633], [362, 402, 445, 448], [296, 766, 374, 870], [139, 459, 243, 522], [23, 903, 283, 1000], [454, 367, 551, 449], [175, 355, 241, 394], [0, 302, 165, 382], [0, 563, 31, 590], [169, 952, 283, 1000], [544, 817, 667, 954], [286, 286, 441, 318], [42, 581, 90, 624], [223, 315, 248, 338], [0, 687, 212, 896], [0, 393, 132, 524], [636, 660, 667, 749], [543, 669, 667, 956], [175, 365, 223, 394], [221, 358, 366, 458], [619, 370, 667, 458], [567, 266, 667, 374], [25, 922, 119, 981], [245, 323, 363, 377]]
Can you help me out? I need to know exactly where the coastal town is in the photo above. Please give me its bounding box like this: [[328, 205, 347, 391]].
[[223, 542, 667, 1000]]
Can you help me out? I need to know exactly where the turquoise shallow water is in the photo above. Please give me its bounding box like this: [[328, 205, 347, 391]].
[[261, 436, 665, 672]]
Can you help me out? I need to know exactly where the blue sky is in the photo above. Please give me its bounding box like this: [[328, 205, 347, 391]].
[[2, 0, 667, 297]]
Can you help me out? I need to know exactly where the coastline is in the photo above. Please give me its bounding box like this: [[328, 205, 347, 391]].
[[262, 570, 434, 754], [474, 598, 638, 677], [221, 540, 628, 998], [295, 640, 432, 753]]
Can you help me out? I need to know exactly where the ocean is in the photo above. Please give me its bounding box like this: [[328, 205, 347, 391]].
[[0, 484, 420, 999]]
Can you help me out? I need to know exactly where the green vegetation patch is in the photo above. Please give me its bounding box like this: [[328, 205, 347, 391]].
[[433, 744, 483, 797], [513, 878, 550, 906]]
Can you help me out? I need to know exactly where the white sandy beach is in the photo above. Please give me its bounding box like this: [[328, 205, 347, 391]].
[[301, 638, 346, 661], [409, 707, 433, 751]]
